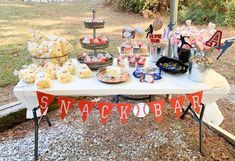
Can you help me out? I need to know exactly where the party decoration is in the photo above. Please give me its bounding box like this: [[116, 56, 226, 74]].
[[169, 96, 185, 119], [145, 24, 153, 38], [153, 19, 163, 31], [150, 34, 162, 43], [187, 91, 203, 114], [78, 100, 95, 122], [57, 96, 76, 120], [149, 100, 165, 123], [36, 91, 54, 115], [133, 103, 150, 118], [97, 102, 114, 125], [116, 103, 132, 124], [140, 74, 155, 83], [216, 39, 234, 60], [205, 30, 222, 48]]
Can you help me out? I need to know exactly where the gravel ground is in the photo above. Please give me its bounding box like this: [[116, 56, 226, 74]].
[[0, 96, 234, 161]]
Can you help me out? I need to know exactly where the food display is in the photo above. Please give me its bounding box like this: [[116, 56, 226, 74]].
[[63, 59, 77, 75], [43, 62, 59, 80], [78, 9, 112, 70], [34, 72, 51, 89], [56, 67, 73, 83], [117, 55, 127, 68], [157, 57, 188, 74], [120, 40, 148, 55], [127, 55, 146, 67], [28, 30, 73, 66], [96, 67, 129, 84], [77, 64, 93, 78], [133, 67, 162, 80], [16, 64, 42, 83]]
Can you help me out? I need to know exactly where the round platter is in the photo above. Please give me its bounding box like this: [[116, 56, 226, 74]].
[[77, 53, 113, 70], [96, 67, 130, 84], [80, 38, 109, 50], [84, 20, 105, 29]]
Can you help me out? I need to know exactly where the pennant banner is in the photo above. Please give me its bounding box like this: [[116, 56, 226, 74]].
[[57, 96, 76, 120], [78, 100, 95, 122], [97, 102, 114, 125], [35, 91, 204, 124], [169, 96, 185, 119], [187, 91, 203, 114], [116, 103, 132, 125], [36, 91, 54, 115], [149, 100, 165, 123]]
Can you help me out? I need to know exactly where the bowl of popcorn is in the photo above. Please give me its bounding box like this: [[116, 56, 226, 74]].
[[28, 30, 74, 66], [188, 52, 213, 82]]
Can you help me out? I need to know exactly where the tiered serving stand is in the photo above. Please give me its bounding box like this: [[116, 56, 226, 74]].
[[78, 9, 113, 70]]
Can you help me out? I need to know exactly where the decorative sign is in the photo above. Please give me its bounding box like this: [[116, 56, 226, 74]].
[[116, 103, 132, 125], [36, 91, 204, 124], [148, 100, 165, 123], [57, 96, 76, 120], [97, 102, 114, 125], [205, 30, 222, 48], [133, 103, 150, 118], [169, 96, 185, 119], [78, 100, 95, 122], [36, 91, 54, 115], [187, 91, 203, 114], [149, 34, 162, 43]]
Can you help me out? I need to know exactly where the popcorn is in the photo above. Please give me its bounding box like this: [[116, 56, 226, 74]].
[[63, 59, 77, 75], [56, 67, 73, 83], [34, 72, 51, 89]]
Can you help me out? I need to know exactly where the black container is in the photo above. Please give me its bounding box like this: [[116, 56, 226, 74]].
[[156, 56, 189, 74], [177, 48, 191, 63]]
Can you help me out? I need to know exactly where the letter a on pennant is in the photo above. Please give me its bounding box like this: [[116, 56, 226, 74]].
[[187, 91, 203, 114], [36, 91, 54, 115], [116, 103, 132, 125], [57, 97, 76, 120], [148, 100, 165, 123], [78, 100, 95, 122], [97, 102, 114, 125], [169, 96, 185, 119], [205, 30, 222, 48]]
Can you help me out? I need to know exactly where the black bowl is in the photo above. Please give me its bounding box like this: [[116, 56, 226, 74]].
[[156, 56, 189, 74]]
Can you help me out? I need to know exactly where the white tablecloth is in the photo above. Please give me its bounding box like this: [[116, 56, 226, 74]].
[[14, 68, 230, 125]]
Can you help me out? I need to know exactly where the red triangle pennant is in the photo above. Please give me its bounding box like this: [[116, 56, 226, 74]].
[[97, 102, 114, 125], [187, 91, 203, 114], [148, 100, 165, 123], [36, 91, 54, 115], [116, 103, 132, 125], [57, 96, 76, 120], [169, 96, 185, 119], [78, 100, 95, 122]]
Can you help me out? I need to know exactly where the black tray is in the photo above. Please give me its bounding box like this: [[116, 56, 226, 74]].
[[156, 57, 188, 74]]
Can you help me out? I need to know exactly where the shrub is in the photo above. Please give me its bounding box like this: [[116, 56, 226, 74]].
[[178, 0, 235, 26]]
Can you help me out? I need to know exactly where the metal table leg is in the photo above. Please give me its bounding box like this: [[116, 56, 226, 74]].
[[180, 103, 206, 155], [32, 107, 52, 160]]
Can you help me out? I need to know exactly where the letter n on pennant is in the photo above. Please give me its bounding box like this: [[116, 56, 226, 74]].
[[169, 96, 185, 119], [116, 103, 132, 125], [78, 100, 95, 122], [36, 91, 54, 115], [57, 97, 76, 120], [148, 100, 165, 123], [97, 102, 114, 125], [187, 91, 203, 114]]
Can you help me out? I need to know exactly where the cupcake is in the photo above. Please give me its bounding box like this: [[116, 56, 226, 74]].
[[124, 45, 132, 55], [128, 56, 136, 68], [137, 57, 146, 67], [140, 44, 148, 55], [117, 55, 126, 68], [132, 44, 140, 54]]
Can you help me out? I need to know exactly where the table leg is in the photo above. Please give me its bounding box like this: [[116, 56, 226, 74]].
[[32, 107, 39, 160], [45, 115, 51, 127], [180, 103, 206, 155]]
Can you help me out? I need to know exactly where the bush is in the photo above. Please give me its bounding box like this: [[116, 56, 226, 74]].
[[178, 0, 235, 26]]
